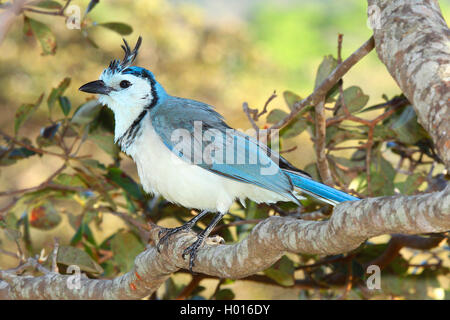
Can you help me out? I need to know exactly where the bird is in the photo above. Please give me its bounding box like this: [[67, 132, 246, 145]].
[[79, 37, 359, 271]]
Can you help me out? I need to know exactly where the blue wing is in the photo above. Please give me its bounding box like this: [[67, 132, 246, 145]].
[[149, 96, 298, 203]]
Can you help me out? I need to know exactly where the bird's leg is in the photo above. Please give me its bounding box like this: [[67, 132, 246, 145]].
[[182, 212, 225, 272], [157, 210, 209, 253]]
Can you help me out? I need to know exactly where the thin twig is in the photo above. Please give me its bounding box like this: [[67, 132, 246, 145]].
[[242, 102, 260, 132], [279, 146, 298, 154], [51, 238, 59, 273], [23, 0, 72, 16], [210, 278, 225, 299], [242, 91, 278, 132], [270, 36, 374, 130], [0, 164, 67, 197], [175, 275, 205, 300], [0, 129, 67, 159], [0, 249, 20, 260], [315, 99, 334, 186]]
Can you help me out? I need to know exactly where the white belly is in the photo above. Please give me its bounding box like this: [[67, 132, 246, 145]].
[[124, 119, 288, 213]]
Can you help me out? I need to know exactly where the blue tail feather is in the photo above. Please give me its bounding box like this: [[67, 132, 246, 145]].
[[283, 170, 359, 206]]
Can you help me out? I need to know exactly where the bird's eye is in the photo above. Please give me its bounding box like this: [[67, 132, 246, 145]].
[[120, 80, 131, 89]]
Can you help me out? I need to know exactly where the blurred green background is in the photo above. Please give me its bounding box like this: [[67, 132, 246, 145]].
[[1, 0, 448, 167], [0, 0, 448, 299]]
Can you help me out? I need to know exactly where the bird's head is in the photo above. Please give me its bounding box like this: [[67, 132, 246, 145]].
[[79, 37, 167, 138]]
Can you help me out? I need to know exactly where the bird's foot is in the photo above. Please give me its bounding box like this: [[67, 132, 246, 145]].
[[182, 235, 205, 272], [157, 225, 193, 253]]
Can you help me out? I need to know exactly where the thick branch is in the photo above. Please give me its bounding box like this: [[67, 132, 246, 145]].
[[2, 185, 448, 299], [368, 0, 450, 168]]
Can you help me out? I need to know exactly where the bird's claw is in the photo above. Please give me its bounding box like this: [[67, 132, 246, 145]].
[[182, 236, 205, 272], [157, 226, 190, 253]]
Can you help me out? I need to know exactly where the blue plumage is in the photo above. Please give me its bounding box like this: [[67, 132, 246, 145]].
[[283, 170, 359, 205], [79, 37, 360, 271]]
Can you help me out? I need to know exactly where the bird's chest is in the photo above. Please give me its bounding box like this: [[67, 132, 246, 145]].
[[124, 121, 227, 210]]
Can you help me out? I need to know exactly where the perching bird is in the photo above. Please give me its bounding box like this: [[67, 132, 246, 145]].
[[79, 37, 359, 270]]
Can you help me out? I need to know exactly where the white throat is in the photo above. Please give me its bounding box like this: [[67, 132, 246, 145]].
[[99, 95, 147, 143]]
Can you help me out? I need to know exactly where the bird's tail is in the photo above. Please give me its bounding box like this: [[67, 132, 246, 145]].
[[283, 169, 359, 206]]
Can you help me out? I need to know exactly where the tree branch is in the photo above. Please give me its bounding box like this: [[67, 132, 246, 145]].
[[367, 0, 450, 168], [1, 185, 448, 299], [314, 99, 334, 185], [269, 36, 375, 130]]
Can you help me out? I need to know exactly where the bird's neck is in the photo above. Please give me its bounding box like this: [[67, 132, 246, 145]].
[[108, 102, 147, 145], [110, 85, 168, 151]]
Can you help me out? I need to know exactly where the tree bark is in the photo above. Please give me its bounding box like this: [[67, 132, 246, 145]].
[[1, 185, 449, 299], [367, 0, 450, 168]]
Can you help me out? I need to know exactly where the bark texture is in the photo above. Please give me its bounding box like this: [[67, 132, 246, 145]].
[[1, 185, 449, 299], [368, 0, 450, 168]]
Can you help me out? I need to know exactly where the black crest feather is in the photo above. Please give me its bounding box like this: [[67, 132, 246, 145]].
[[107, 36, 142, 74]]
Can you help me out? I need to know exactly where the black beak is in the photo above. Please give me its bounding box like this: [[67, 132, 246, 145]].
[[79, 80, 112, 95]]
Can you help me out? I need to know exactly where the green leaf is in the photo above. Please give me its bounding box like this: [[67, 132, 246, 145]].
[[352, 260, 365, 279], [70, 221, 97, 246], [106, 167, 144, 200], [29, 202, 62, 230], [15, 93, 44, 134], [366, 152, 396, 196], [111, 231, 144, 272], [304, 163, 320, 181], [163, 277, 183, 300], [328, 155, 362, 185], [7, 147, 37, 160], [47, 78, 71, 113], [389, 106, 429, 145], [23, 16, 56, 55], [280, 118, 307, 139], [215, 289, 235, 300], [283, 91, 301, 111], [55, 173, 87, 188], [70, 224, 83, 245], [58, 96, 71, 116], [0, 146, 37, 167], [71, 100, 102, 125], [56, 245, 103, 275], [315, 54, 338, 89], [98, 22, 133, 35], [3, 228, 22, 242], [396, 173, 425, 195], [325, 127, 366, 146], [32, 0, 63, 9], [89, 133, 119, 158], [263, 255, 295, 286], [266, 109, 288, 123], [3, 212, 19, 230], [325, 81, 340, 102], [359, 243, 408, 276], [85, 35, 99, 48], [0, 147, 17, 166], [341, 86, 369, 113], [90, 106, 115, 134]]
